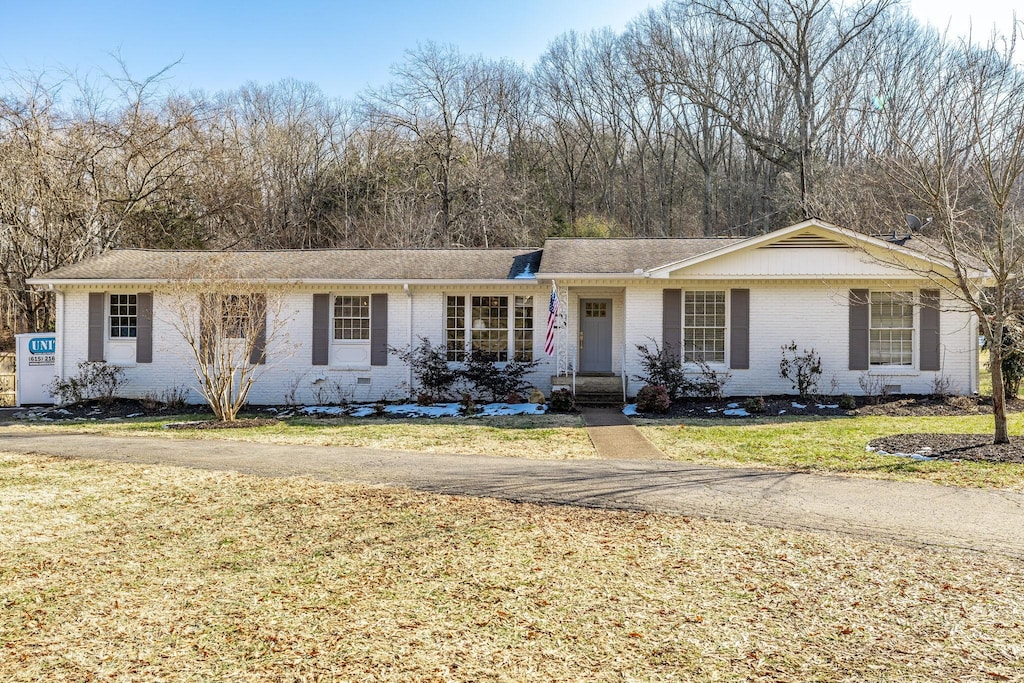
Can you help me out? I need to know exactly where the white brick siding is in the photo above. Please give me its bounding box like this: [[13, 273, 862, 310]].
[[54, 277, 977, 404]]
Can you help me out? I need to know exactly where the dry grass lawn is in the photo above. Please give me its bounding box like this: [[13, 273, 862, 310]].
[[1, 452, 1022, 681], [7, 414, 597, 460]]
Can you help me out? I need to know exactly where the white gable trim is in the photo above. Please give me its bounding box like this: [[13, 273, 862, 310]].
[[643, 219, 979, 280]]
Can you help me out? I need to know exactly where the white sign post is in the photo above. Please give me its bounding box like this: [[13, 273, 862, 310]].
[[15, 333, 57, 406]]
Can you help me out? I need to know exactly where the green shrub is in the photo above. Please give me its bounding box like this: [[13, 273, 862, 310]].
[[743, 396, 768, 414]]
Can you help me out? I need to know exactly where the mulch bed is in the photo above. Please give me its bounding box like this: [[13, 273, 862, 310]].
[[869, 433, 1024, 464]]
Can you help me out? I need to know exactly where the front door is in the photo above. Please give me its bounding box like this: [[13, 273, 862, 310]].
[[579, 299, 612, 373]]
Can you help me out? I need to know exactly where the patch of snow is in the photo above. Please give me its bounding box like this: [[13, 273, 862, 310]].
[[778, 409, 787, 415], [347, 406, 376, 418], [866, 444, 936, 461], [816, 404, 839, 409], [705, 408, 718, 413], [300, 406, 346, 416], [791, 402, 807, 409], [622, 404, 638, 416], [476, 402, 547, 416], [723, 408, 751, 417], [385, 403, 461, 418], [126, 412, 144, 418], [726, 402, 740, 408]]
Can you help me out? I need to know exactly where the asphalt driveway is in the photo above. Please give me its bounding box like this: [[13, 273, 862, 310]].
[[2, 429, 1022, 559]]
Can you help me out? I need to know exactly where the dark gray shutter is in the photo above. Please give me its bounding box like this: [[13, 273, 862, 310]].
[[88, 293, 105, 362], [920, 289, 941, 371], [249, 294, 267, 365], [849, 289, 870, 370], [730, 289, 749, 370], [136, 292, 153, 364], [312, 293, 330, 366], [662, 289, 682, 361], [370, 293, 388, 366]]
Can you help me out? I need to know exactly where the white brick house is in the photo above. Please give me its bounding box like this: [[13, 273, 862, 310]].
[[29, 220, 982, 404]]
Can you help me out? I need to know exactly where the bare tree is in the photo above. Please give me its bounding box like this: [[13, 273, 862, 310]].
[[163, 258, 294, 421], [876, 30, 1024, 443]]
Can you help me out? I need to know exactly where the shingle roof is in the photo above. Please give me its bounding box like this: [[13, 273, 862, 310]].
[[33, 248, 544, 282], [537, 238, 744, 274]]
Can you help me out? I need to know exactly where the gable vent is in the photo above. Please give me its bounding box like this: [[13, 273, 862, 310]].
[[761, 232, 851, 249]]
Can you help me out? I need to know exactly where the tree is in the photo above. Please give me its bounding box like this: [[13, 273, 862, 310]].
[[875, 30, 1024, 444], [163, 257, 294, 421], [666, 0, 898, 217]]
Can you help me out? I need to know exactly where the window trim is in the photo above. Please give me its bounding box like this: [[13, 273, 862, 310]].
[[332, 294, 372, 343], [868, 290, 915, 367], [682, 289, 727, 365], [445, 293, 534, 363], [108, 293, 138, 341]]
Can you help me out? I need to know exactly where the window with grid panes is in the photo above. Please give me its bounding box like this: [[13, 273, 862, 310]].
[[514, 296, 533, 361], [870, 292, 914, 365], [684, 291, 726, 363], [471, 296, 508, 361], [446, 296, 466, 361], [445, 294, 531, 361], [109, 294, 137, 338], [333, 295, 370, 340], [221, 295, 251, 338]]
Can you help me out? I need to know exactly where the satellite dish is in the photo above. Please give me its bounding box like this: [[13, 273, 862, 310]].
[[905, 214, 922, 232]]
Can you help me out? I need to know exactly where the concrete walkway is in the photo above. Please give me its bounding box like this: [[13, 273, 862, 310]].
[[2, 430, 1023, 559], [581, 407, 664, 459]]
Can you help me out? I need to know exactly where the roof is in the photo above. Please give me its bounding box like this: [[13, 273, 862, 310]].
[[31, 248, 544, 282], [28, 221, 984, 286], [537, 238, 744, 275]]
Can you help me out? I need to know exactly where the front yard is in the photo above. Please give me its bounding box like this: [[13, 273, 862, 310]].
[[7, 405, 1024, 489], [1, 452, 1021, 681]]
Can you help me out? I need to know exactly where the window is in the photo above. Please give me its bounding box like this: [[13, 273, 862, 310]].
[[472, 296, 508, 361], [514, 296, 534, 361], [870, 291, 913, 366], [684, 291, 725, 363], [446, 296, 466, 361], [334, 295, 370, 341], [109, 294, 137, 338], [446, 294, 533, 362], [221, 295, 251, 338]]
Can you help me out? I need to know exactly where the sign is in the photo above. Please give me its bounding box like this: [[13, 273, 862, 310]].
[[27, 336, 56, 367], [16, 333, 57, 405]]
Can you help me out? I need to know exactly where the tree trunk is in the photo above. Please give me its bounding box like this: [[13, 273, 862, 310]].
[[990, 348, 1009, 444]]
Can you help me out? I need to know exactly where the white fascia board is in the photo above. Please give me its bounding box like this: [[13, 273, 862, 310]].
[[26, 278, 549, 288], [533, 273, 646, 280]]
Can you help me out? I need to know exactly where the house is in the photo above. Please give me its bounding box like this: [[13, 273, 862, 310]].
[[27, 220, 981, 405]]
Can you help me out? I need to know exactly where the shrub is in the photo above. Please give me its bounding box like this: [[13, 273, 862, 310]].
[[778, 342, 823, 399], [633, 339, 691, 401], [984, 321, 1024, 398], [743, 396, 768, 413], [691, 359, 731, 399], [635, 384, 671, 413], [461, 350, 538, 402], [459, 392, 478, 415], [49, 361, 127, 404], [547, 388, 576, 413], [390, 338, 461, 401], [838, 393, 857, 410]]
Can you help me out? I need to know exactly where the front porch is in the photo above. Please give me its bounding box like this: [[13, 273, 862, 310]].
[[550, 284, 629, 404]]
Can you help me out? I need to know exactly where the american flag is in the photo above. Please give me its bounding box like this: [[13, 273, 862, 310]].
[[545, 282, 559, 356]]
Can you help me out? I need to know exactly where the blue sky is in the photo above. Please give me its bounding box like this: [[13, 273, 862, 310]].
[[0, 0, 1016, 100]]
